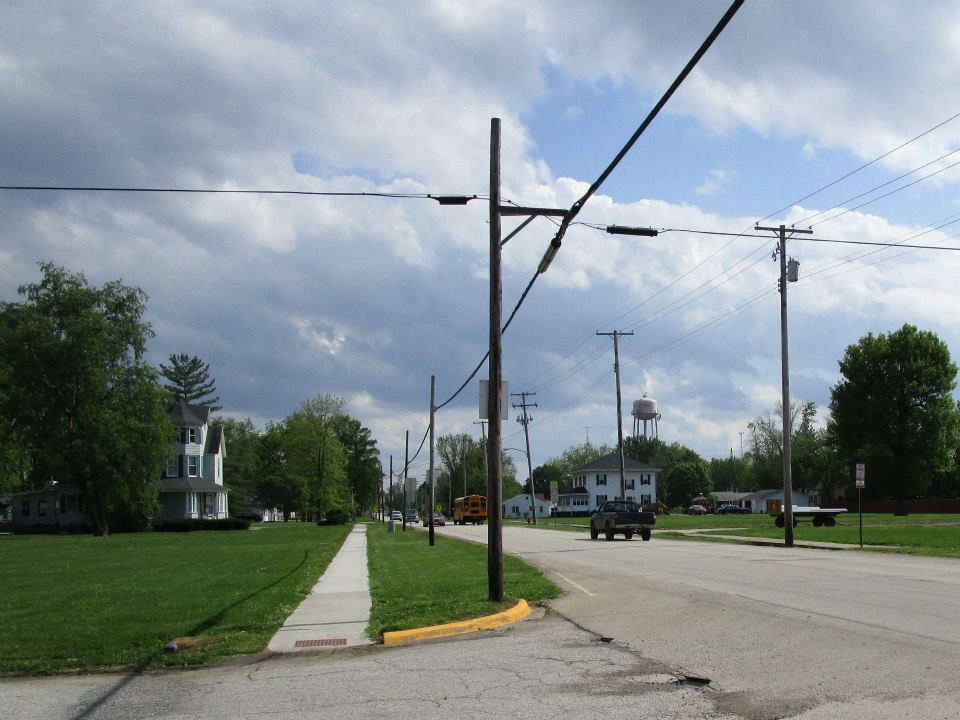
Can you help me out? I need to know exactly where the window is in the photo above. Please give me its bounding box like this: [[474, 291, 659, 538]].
[[189, 428, 198, 443], [641, 494, 652, 505], [187, 456, 200, 477], [596, 494, 607, 507], [166, 460, 178, 478], [38, 500, 48, 517], [512, 505, 519, 514], [625, 479, 634, 490], [66, 494, 79, 513], [641, 474, 651, 486], [20, 500, 31, 518], [596, 473, 606, 486]]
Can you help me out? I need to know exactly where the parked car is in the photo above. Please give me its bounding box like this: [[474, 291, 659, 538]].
[[390, 510, 403, 522], [686, 504, 708, 515], [404, 509, 418, 523], [715, 504, 751, 515]]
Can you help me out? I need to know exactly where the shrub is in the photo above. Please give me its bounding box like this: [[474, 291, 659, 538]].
[[154, 518, 250, 532]]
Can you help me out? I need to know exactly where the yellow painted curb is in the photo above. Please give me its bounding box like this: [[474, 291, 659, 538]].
[[382, 599, 531, 645]]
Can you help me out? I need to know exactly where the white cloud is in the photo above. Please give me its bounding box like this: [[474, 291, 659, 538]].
[[695, 168, 734, 196]]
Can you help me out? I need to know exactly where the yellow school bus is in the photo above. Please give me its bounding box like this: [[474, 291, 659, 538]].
[[453, 495, 487, 525]]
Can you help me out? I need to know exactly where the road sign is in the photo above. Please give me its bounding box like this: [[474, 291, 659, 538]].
[[855, 478, 864, 489], [550, 481, 558, 505], [855, 463, 865, 480]]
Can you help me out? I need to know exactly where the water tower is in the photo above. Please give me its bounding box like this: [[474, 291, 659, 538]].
[[632, 393, 660, 439]]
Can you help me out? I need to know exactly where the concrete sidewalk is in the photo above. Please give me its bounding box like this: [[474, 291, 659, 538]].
[[267, 523, 372, 652]]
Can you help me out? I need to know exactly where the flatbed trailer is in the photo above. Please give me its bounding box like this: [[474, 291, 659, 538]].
[[774, 505, 848, 528]]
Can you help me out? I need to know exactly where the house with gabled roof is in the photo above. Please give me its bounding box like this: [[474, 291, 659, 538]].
[[556, 451, 660, 515], [160, 398, 228, 520]]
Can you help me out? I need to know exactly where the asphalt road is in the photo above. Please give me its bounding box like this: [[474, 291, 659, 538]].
[[438, 523, 960, 718]]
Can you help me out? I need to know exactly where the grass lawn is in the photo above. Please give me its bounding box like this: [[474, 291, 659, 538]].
[[366, 522, 560, 639], [0, 522, 351, 674], [706, 517, 960, 558]]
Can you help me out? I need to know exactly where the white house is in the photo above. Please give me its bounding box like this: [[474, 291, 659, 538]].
[[502, 493, 551, 519], [556, 451, 660, 515], [160, 399, 229, 520]]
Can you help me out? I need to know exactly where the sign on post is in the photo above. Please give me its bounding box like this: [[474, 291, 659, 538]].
[[479, 379, 509, 420], [549, 481, 558, 505], [855, 463, 865, 489]]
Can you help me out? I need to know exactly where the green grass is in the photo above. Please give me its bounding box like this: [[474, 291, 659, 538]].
[[0, 523, 351, 674], [366, 523, 560, 638], [706, 519, 960, 558]]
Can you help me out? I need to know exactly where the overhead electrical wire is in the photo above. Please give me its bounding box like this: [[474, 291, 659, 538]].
[[0, 184, 484, 202]]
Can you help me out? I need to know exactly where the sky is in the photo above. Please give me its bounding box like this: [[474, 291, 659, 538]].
[[5, 1, 960, 484]]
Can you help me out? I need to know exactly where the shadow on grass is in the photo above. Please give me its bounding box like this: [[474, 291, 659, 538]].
[[69, 549, 311, 720]]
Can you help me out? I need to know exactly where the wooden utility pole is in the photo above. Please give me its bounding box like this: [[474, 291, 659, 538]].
[[597, 330, 634, 501], [428, 375, 436, 546], [402, 430, 409, 531], [487, 117, 504, 602], [756, 223, 811, 547], [512, 391, 538, 524], [388, 455, 393, 521]]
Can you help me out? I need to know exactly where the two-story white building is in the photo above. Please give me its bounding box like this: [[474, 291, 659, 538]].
[[159, 399, 228, 520], [556, 451, 660, 515]]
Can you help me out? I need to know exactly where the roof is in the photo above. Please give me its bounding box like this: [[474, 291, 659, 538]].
[[558, 487, 588, 495], [740, 488, 809, 500], [575, 451, 661, 474], [713, 491, 751, 503], [502, 494, 549, 505], [206, 425, 224, 455], [160, 477, 229, 494], [167, 398, 211, 425]]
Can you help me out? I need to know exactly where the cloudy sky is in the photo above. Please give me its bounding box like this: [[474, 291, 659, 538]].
[[5, 1, 960, 481]]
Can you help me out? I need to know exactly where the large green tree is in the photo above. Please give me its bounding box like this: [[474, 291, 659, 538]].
[[218, 417, 261, 513], [331, 414, 380, 512], [159, 353, 222, 410], [830, 324, 960, 514], [0, 263, 172, 535]]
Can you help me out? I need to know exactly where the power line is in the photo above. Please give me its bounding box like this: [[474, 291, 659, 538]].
[[542, 0, 745, 263], [0, 184, 484, 202]]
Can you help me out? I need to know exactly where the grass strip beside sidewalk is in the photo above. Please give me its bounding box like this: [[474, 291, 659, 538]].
[[1, 523, 351, 674], [366, 523, 560, 639]]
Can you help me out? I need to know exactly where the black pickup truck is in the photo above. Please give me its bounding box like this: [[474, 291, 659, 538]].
[[589, 500, 656, 541]]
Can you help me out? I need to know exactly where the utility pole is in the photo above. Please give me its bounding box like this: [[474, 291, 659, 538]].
[[512, 391, 538, 524], [473, 420, 487, 486], [597, 330, 634, 501], [402, 430, 409, 532], [756, 223, 810, 547], [429, 375, 436, 546], [388, 455, 393, 523], [488, 117, 504, 601]]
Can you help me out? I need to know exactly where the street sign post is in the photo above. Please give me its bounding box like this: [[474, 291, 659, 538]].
[[855, 463, 865, 547]]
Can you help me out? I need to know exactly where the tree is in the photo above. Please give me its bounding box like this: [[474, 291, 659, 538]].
[[255, 422, 303, 520], [331, 414, 380, 513], [217, 417, 261, 512], [830, 324, 960, 514], [159, 353, 222, 411], [282, 394, 350, 521], [545, 440, 612, 493], [664, 460, 711, 507], [0, 263, 172, 535]]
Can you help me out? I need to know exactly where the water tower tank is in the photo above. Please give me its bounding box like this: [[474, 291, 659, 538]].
[[632, 394, 658, 420]]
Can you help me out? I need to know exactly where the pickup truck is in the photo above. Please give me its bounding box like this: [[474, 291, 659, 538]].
[[590, 500, 656, 541]]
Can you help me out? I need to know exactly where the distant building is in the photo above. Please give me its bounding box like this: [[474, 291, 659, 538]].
[[502, 493, 551, 519], [739, 488, 814, 514], [9, 481, 89, 533], [556, 451, 660, 515], [160, 399, 229, 520]]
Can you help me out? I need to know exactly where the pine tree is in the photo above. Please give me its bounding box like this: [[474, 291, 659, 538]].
[[159, 353, 222, 411]]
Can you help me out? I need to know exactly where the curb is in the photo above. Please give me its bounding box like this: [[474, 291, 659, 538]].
[[382, 599, 531, 646]]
